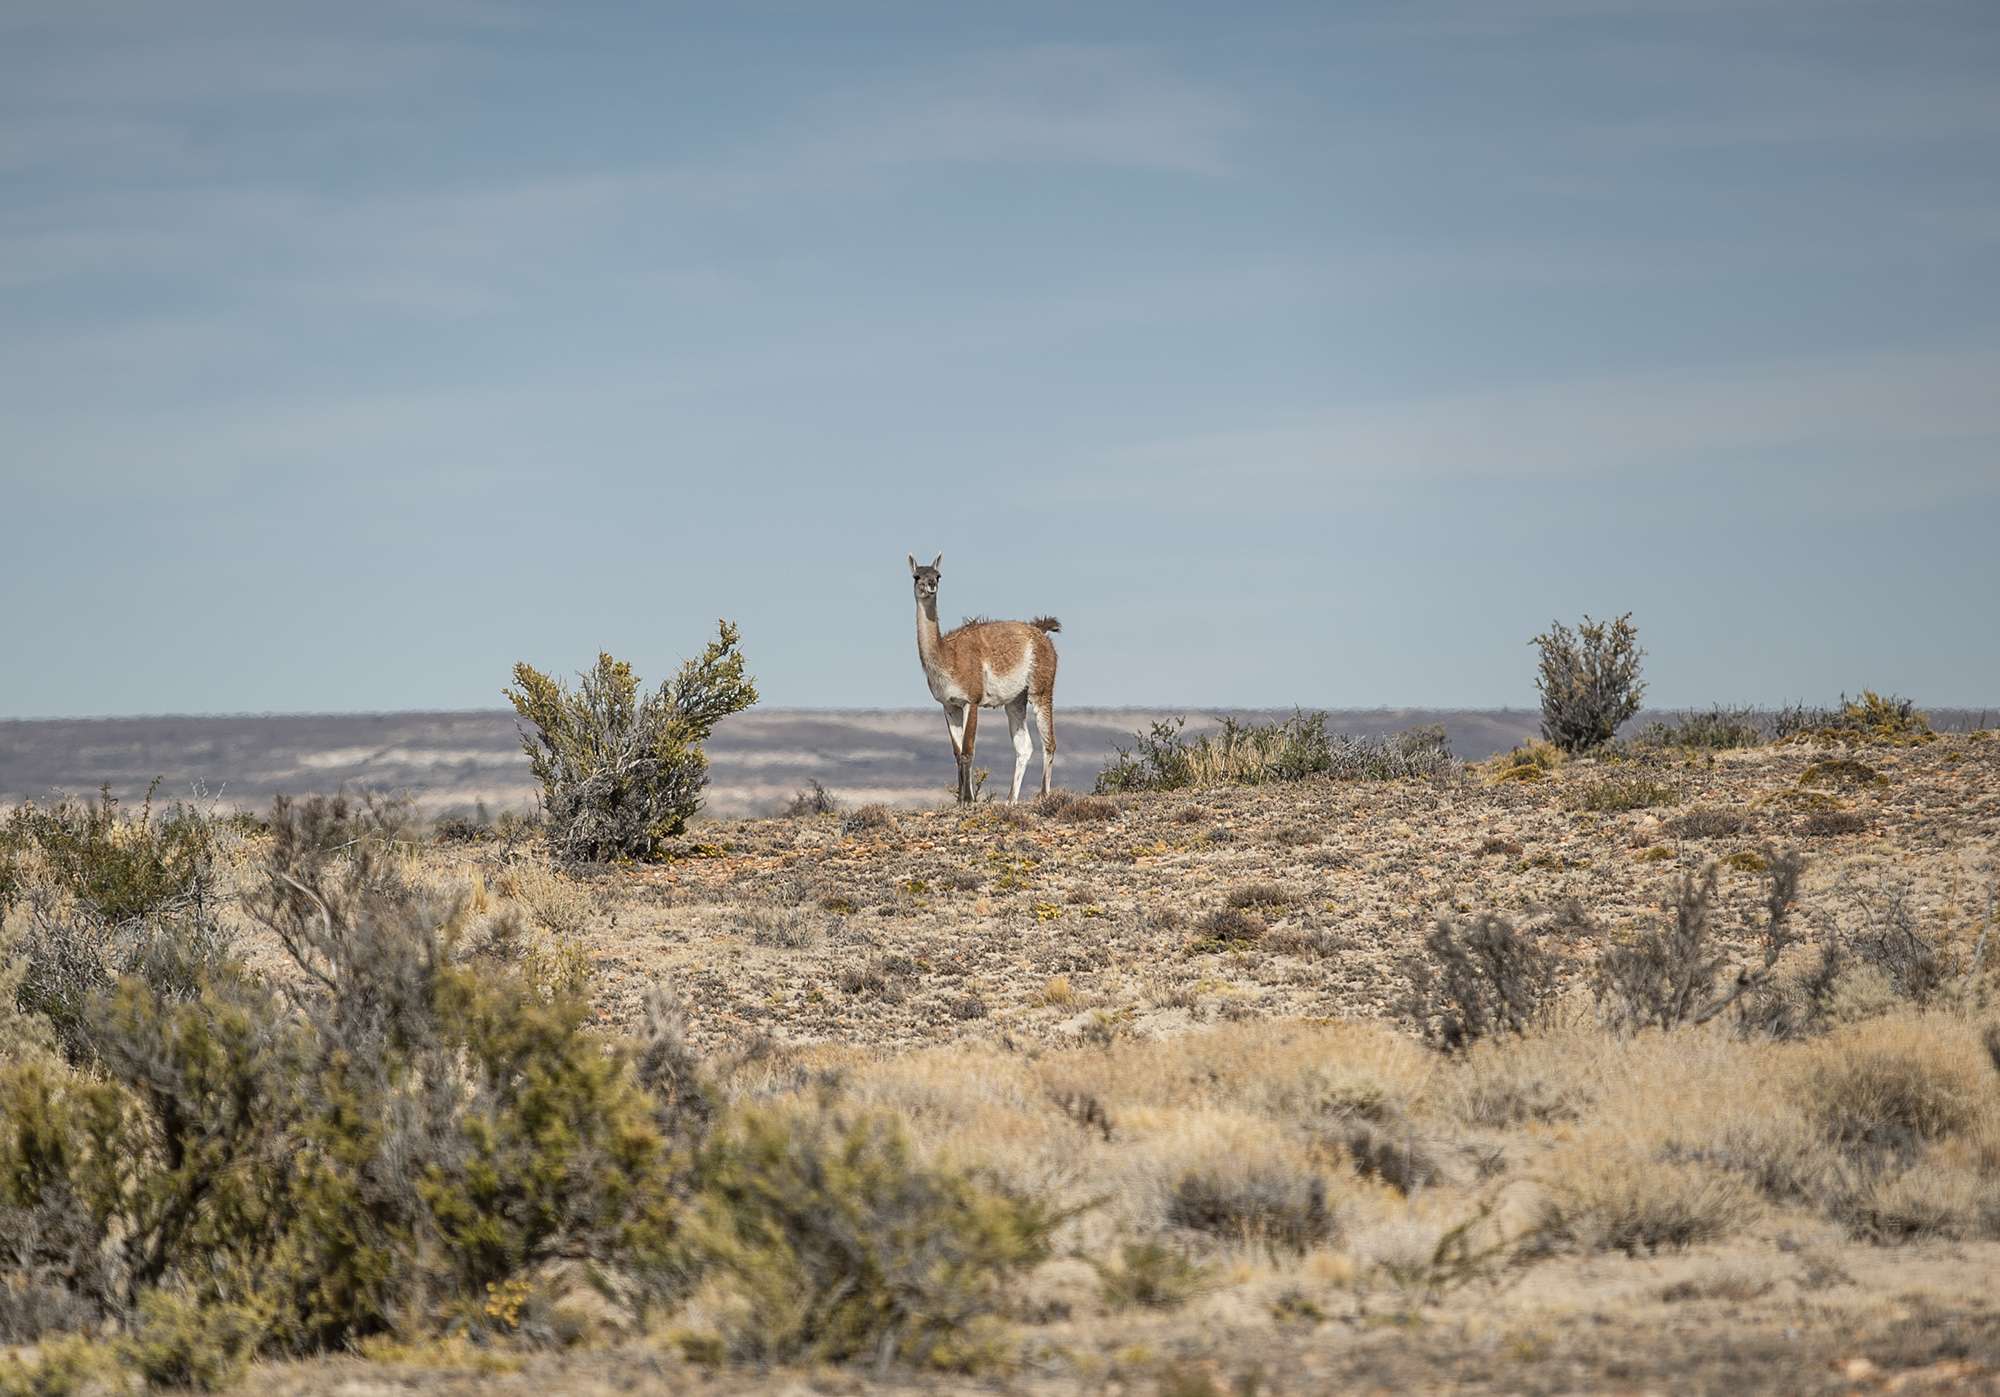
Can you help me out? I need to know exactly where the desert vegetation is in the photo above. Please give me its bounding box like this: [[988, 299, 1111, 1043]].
[[1532, 612, 1645, 753], [1095, 712, 1457, 793], [4, 641, 1999, 1392], [505, 622, 758, 861]]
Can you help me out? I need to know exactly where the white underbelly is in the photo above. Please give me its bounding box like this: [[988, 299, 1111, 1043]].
[[981, 653, 1031, 703]]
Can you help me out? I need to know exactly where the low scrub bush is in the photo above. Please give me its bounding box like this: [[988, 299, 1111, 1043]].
[[1799, 757, 1885, 790], [1404, 914, 1561, 1052], [121, 1287, 263, 1392], [2, 783, 217, 923], [783, 780, 839, 817], [1533, 1151, 1756, 1255], [1795, 1034, 1983, 1168], [8, 904, 234, 1066], [507, 621, 758, 861], [1092, 1240, 1209, 1310], [1224, 883, 1291, 912], [1485, 740, 1563, 784], [1631, 706, 1766, 750], [1038, 790, 1119, 822], [1192, 907, 1265, 949], [841, 804, 894, 836], [1343, 1123, 1441, 1195], [678, 1104, 1060, 1370], [1167, 1164, 1335, 1254], [1669, 806, 1748, 840], [1532, 613, 1645, 754], [1832, 1163, 1994, 1243], [1661, 1108, 1836, 1207], [1095, 713, 1455, 793], [1831, 876, 1956, 1006], [1776, 692, 1934, 747], [1800, 809, 1869, 838], [1568, 776, 1681, 813]]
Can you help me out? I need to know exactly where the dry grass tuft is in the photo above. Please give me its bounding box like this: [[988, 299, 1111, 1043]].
[[1166, 1164, 1337, 1254], [1533, 1148, 1757, 1255], [1040, 791, 1120, 823], [1668, 807, 1749, 840], [1194, 907, 1266, 948], [1223, 882, 1291, 912], [1793, 1018, 1991, 1165]]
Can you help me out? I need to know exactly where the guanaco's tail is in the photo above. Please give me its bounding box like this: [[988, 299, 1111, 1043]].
[[1029, 616, 1061, 634]]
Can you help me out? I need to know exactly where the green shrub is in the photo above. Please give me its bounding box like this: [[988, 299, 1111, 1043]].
[[1092, 1240, 1209, 1310], [3, 784, 216, 923], [1532, 613, 1645, 753], [507, 621, 759, 861], [680, 1104, 1059, 1370], [0, 795, 685, 1371], [1485, 740, 1563, 784], [0, 1333, 127, 1397], [120, 1287, 261, 1392]]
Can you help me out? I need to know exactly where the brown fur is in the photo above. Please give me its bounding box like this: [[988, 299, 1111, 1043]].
[[934, 619, 1059, 708]]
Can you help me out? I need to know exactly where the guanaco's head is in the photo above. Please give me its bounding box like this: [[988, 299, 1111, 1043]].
[[907, 553, 942, 605]]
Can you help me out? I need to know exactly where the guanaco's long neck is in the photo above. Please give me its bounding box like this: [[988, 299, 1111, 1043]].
[[916, 595, 943, 672]]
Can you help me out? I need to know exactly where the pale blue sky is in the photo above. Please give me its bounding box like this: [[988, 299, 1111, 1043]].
[[4, 0, 1996, 717]]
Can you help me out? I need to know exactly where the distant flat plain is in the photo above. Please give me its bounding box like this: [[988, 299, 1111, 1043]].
[[0, 708, 1549, 818], [7, 706, 1989, 818]]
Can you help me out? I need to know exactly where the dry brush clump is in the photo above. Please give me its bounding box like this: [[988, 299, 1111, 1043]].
[[1567, 774, 1682, 813], [1776, 691, 1935, 747], [1631, 706, 1767, 750], [1096, 713, 1457, 794], [673, 1103, 1062, 1371], [1403, 913, 1562, 1053], [1592, 850, 1803, 1032]]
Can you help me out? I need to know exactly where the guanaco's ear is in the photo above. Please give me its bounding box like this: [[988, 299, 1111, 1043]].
[[930, 553, 942, 572], [907, 553, 919, 576]]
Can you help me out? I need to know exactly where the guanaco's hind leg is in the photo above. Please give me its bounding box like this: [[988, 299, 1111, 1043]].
[[1032, 698, 1056, 796], [1005, 697, 1032, 802]]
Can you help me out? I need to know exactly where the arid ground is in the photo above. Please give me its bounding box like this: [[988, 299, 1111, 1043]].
[[178, 729, 2000, 1395]]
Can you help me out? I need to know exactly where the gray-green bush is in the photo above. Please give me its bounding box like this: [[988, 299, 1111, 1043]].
[[507, 621, 759, 861], [1532, 613, 1645, 753]]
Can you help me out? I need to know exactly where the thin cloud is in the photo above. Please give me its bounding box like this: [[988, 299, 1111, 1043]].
[[1110, 346, 2000, 497], [730, 44, 1247, 187]]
